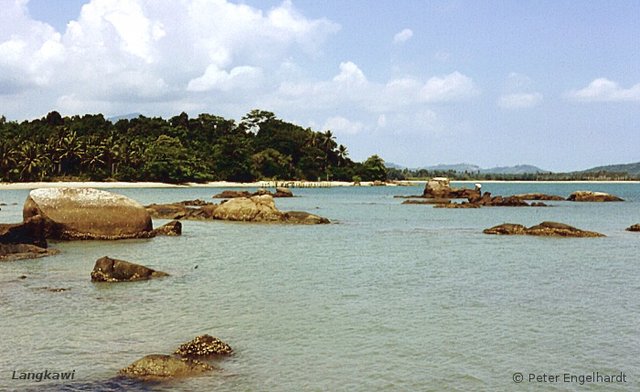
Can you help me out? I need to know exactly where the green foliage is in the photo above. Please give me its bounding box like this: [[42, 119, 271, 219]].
[[0, 110, 386, 183]]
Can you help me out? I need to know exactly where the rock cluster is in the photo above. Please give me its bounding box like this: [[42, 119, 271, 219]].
[[147, 195, 329, 224], [174, 335, 234, 357], [119, 335, 233, 381], [484, 221, 605, 237], [422, 178, 479, 199], [90, 256, 169, 282]]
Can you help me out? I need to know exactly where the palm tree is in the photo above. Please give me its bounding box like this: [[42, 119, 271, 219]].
[[19, 142, 50, 181], [337, 144, 349, 166], [56, 130, 84, 175], [0, 142, 18, 181]]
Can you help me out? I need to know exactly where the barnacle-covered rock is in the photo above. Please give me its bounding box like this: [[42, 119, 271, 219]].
[[175, 335, 233, 358]]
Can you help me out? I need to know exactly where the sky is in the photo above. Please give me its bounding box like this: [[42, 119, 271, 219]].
[[1, 0, 639, 171]]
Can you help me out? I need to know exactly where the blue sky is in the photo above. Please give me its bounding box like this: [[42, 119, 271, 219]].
[[2, 0, 639, 171]]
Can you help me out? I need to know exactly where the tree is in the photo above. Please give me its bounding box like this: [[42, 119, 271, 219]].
[[362, 154, 387, 181], [0, 142, 18, 181], [252, 148, 293, 179]]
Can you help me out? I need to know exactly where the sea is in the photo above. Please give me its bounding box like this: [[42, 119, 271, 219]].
[[0, 182, 638, 391]]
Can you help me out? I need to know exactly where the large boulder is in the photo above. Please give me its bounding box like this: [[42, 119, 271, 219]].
[[484, 221, 605, 237], [212, 195, 284, 222], [23, 188, 154, 240], [91, 256, 168, 282], [567, 191, 623, 202], [119, 354, 213, 381], [175, 335, 233, 358]]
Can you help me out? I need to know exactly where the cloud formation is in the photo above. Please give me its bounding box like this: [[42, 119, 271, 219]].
[[393, 28, 413, 44], [568, 78, 640, 102]]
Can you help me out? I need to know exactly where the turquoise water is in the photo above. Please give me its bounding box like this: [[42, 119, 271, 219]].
[[1, 183, 639, 391]]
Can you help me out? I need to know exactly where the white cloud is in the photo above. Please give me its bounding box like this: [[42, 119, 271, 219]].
[[393, 28, 413, 44], [419, 72, 479, 102], [498, 92, 543, 109], [187, 64, 263, 92], [333, 61, 367, 85], [568, 78, 640, 102], [0, 0, 339, 113], [323, 116, 364, 135]]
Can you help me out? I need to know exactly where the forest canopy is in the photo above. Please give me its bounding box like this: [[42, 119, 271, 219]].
[[0, 110, 387, 183]]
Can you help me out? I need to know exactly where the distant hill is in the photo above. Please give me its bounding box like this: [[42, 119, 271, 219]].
[[579, 162, 640, 176], [481, 164, 548, 174], [411, 163, 546, 174], [385, 162, 406, 169], [422, 163, 482, 172], [107, 112, 142, 122]]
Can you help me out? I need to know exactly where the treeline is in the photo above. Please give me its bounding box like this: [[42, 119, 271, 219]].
[[0, 110, 387, 183], [387, 168, 640, 181]]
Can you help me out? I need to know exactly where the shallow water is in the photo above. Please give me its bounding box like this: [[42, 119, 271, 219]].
[[1, 183, 639, 391]]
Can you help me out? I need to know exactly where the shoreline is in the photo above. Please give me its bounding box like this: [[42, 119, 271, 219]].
[[0, 179, 638, 191]]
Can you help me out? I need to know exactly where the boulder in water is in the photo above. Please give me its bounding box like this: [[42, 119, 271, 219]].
[[119, 354, 213, 381], [23, 188, 153, 240], [175, 335, 233, 358], [91, 256, 168, 282], [567, 191, 623, 202], [484, 221, 605, 237]]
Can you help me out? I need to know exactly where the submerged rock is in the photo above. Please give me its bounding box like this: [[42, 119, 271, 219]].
[[626, 224, 640, 232], [283, 211, 330, 224], [212, 190, 251, 199], [567, 191, 623, 202], [175, 335, 233, 358], [145, 203, 217, 220], [90, 256, 168, 282], [484, 221, 605, 237], [274, 187, 294, 197], [513, 193, 565, 201], [119, 354, 213, 381], [23, 188, 154, 240], [0, 244, 60, 261], [152, 220, 182, 236]]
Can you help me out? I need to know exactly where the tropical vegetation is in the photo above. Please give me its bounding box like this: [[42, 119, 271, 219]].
[[0, 110, 387, 183]]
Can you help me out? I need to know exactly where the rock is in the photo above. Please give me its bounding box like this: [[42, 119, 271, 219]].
[[212, 195, 283, 222], [23, 188, 154, 240], [484, 221, 605, 237], [0, 244, 60, 261], [513, 193, 565, 201], [178, 199, 215, 206], [0, 215, 48, 248], [423, 177, 450, 197], [422, 177, 480, 199], [274, 187, 294, 197], [91, 256, 168, 282], [175, 335, 233, 358], [119, 354, 213, 381], [212, 190, 251, 199], [146, 203, 217, 220], [283, 211, 330, 224], [626, 224, 640, 232], [567, 191, 623, 202], [483, 223, 528, 235], [402, 199, 451, 205], [434, 202, 481, 209], [152, 220, 182, 236]]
